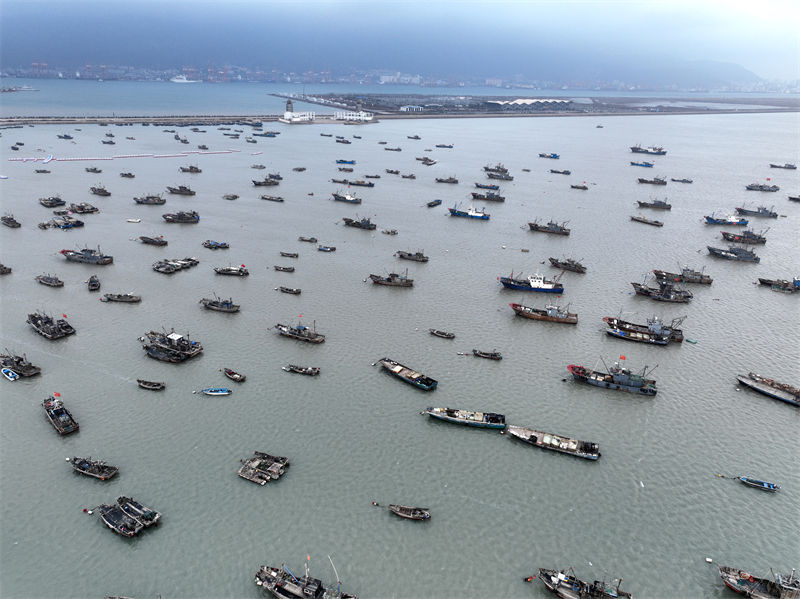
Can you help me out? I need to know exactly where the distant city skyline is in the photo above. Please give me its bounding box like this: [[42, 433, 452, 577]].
[[1, 0, 798, 83]]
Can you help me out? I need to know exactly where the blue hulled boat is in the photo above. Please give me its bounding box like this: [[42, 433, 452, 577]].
[[739, 476, 780, 492], [449, 204, 489, 220], [335, 159, 355, 164], [498, 272, 564, 293], [704, 213, 748, 226], [631, 161, 654, 167], [736, 372, 799, 407]]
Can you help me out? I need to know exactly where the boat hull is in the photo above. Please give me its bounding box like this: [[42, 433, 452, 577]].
[[736, 375, 799, 407]]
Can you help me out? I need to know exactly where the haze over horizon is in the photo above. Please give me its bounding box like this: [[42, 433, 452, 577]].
[[1, 0, 798, 84]]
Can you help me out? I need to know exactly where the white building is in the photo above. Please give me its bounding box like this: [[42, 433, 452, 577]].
[[400, 105, 423, 112], [335, 110, 374, 122], [278, 98, 315, 124]]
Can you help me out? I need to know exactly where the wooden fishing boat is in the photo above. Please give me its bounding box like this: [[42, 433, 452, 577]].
[[273, 321, 325, 343], [549, 257, 586, 273], [630, 214, 664, 227], [653, 266, 712, 284], [537, 567, 630, 598], [376, 358, 438, 390], [136, 379, 165, 390], [223, 368, 246, 383], [717, 565, 799, 598], [274, 265, 295, 272], [298, 236, 317, 243], [277, 286, 301, 295], [102, 293, 141, 303], [568, 361, 657, 395], [279, 251, 299, 258], [388, 505, 431, 520], [317, 245, 336, 252], [429, 329, 455, 339], [427, 199, 442, 207], [507, 425, 601, 460], [736, 372, 799, 407], [423, 407, 505, 429], [738, 476, 780, 492], [472, 349, 502, 360], [117, 496, 160, 527], [238, 452, 290, 485], [603, 315, 684, 343], [42, 396, 79, 435], [254, 564, 357, 599], [69, 457, 119, 480], [97, 503, 142, 537], [510, 303, 578, 324], [282, 364, 320, 376]]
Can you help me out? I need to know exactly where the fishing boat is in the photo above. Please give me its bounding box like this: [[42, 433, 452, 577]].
[[254, 563, 358, 599], [0, 352, 41, 377], [448, 204, 489, 220], [630, 215, 664, 227], [736, 372, 799, 407], [637, 199, 671, 210], [69, 457, 118, 480], [638, 177, 667, 185], [721, 229, 767, 244], [335, 159, 355, 164], [426, 199, 442, 208], [537, 568, 631, 599], [429, 329, 455, 339], [630, 144, 666, 155], [179, 165, 201, 173], [498, 272, 564, 293], [273, 321, 325, 343], [42, 395, 79, 434], [631, 160, 654, 167], [567, 361, 658, 395], [136, 379, 165, 390], [548, 257, 586, 274], [435, 176, 459, 184], [260, 195, 284, 202], [280, 251, 299, 258], [707, 246, 760, 262], [769, 163, 797, 169], [69, 202, 99, 214], [282, 364, 320, 376], [35, 273, 64, 287], [653, 266, 712, 284], [376, 358, 438, 391], [165, 185, 196, 196], [317, 245, 336, 252], [202, 240, 229, 250], [2, 214, 21, 228], [223, 194, 239, 201], [101, 293, 141, 303], [717, 565, 799, 598], [60, 246, 113, 265], [671, 178, 693, 183], [423, 406, 505, 428], [86, 275, 100, 291], [570, 184, 589, 190], [471, 191, 505, 201], [162, 211, 199, 223], [2, 368, 19, 381], [332, 191, 361, 204], [483, 163, 509, 174], [735, 205, 778, 218], [39, 196, 65, 207], [603, 315, 684, 343], [510, 302, 578, 324], [140, 329, 203, 361], [738, 476, 780, 492], [506, 425, 601, 460], [298, 236, 317, 243], [550, 169, 571, 175], [631, 280, 693, 302], [277, 286, 301, 294], [90, 185, 111, 196], [117, 496, 160, 528], [392, 250, 427, 263], [238, 452, 290, 485], [96, 503, 143, 537], [252, 178, 279, 187], [220, 368, 246, 383], [528, 219, 570, 235], [274, 265, 295, 273], [388, 505, 431, 520], [214, 265, 249, 276], [200, 295, 239, 312], [539, 152, 560, 159], [348, 179, 374, 187], [27, 311, 75, 339], [342, 216, 376, 230], [133, 194, 166, 205], [475, 182, 500, 190], [746, 183, 780, 192], [197, 387, 232, 396], [472, 349, 502, 360], [487, 171, 514, 181], [369, 271, 414, 287], [386, 169, 400, 174]]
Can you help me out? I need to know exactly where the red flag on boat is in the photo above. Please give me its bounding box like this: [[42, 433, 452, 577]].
[[766, 177, 771, 181], [240, 264, 245, 268], [54, 392, 61, 397], [298, 314, 302, 318], [619, 355, 626, 360], [62, 313, 67, 318]]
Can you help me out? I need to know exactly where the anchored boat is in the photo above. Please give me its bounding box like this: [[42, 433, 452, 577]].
[[238, 452, 289, 485], [69, 457, 118, 480], [43, 395, 79, 434], [423, 407, 505, 428], [499, 272, 564, 293], [274, 320, 325, 343], [510, 303, 577, 324], [388, 505, 430, 520], [736, 373, 799, 407], [507, 425, 600, 460], [376, 358, 438, 391], [567, 361, 657, 395], [717, 565, 799, 598], [537, 567, 630, 599]]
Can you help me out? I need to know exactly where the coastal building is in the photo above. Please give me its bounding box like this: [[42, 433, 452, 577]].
[[335, 109, 374, 122], [484, 98, 572, 112], [400, 105, 424, 112], [278, 99, 315, 124]]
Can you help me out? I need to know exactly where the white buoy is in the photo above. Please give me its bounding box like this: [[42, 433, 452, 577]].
[[706, 558, 713, 563], [640, 481, 645, 487]]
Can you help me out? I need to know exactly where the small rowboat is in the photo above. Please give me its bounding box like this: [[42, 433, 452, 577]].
[[472, 349, 502, 360], [277, 286, 301, 295], [429, 329, 455, 339], [274, 265, 295, 272], [136, 379, 165, 390], [388, 504, 431, 520], [739, 476, 779, 492], [318, 245, 336, 252], [222, 368, 246, 383], [282, 364, 320, 376], [2, 368, 19, 381], [196, 387, 232, 396]]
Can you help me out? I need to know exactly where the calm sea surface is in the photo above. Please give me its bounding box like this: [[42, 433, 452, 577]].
[[1, 88, 799, 599]]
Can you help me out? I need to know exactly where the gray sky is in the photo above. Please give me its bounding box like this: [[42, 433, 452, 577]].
[[1, 0, 798, 80]]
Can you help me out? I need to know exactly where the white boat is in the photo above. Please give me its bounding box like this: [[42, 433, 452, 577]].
[[127, 218, 141, 223], [169, 75, 200, 83], [2, 368, 19, 381]]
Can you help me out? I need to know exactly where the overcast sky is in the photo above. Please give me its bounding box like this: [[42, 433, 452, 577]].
[[1, 0, 798, 80]]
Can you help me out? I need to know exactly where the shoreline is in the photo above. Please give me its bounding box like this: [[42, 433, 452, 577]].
[[1, 107, 797, 127]]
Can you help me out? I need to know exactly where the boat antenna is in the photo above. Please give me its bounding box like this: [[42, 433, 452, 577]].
[[328, 556, 342, 598]]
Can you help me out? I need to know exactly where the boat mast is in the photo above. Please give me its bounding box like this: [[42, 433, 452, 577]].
[[328, 555, 342, 599]]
